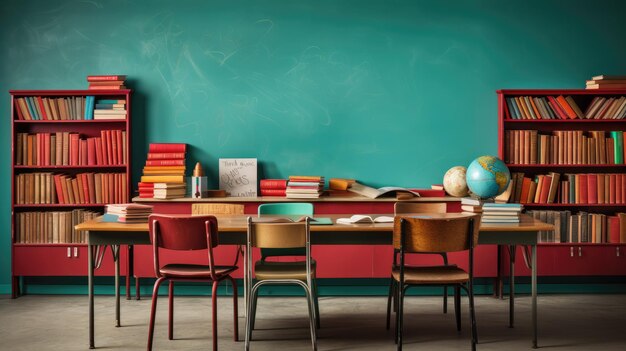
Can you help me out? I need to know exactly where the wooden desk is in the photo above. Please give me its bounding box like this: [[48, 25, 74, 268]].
[[76, 213, 552, 349]]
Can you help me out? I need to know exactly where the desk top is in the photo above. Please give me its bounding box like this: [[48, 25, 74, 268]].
[[75, 213, 554, 233], [132, 195, 460, 203]]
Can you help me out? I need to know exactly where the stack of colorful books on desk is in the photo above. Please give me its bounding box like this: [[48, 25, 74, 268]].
[[102, 203, 153, 223], [481, 203, 523, 223], [260, 179, 287, 197], [460, 197, 491, 214], [286, 175, 324, 198], [138, 143, 187, 198]]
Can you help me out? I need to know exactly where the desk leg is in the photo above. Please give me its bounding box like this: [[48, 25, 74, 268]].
[[113, 245, 121, 328], [509, 245, 516, 328], [495, 245, 502, 299], [532, 244, 538, 348], [126, 245, 132, 300], [88, 240, 95, 349]]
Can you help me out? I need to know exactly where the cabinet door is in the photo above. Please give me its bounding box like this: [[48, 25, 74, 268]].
[[14, 245, 127, 276], [504, 245, 626, 276]]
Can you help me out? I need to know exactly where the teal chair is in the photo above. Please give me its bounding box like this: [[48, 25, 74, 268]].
[[257, 203, 320, 328]]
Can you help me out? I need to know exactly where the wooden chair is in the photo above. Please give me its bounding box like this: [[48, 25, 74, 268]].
[[257, 203, 320, 328], [245, 217, 317, 351], [387, 202, 450, 326], [146, 214, 239, 351], [390, 215, 480, 351]]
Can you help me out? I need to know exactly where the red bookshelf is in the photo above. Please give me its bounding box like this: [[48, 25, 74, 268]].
[[10, 89, 132, 297], [497, 89, 626, 277]]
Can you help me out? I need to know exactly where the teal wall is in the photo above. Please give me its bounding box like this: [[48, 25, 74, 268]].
[[1, 0, 626, 292]]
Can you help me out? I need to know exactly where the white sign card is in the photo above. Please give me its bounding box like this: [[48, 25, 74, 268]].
[[219, 158, 257, 197]]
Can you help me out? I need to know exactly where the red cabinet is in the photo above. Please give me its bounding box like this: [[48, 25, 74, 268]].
[[13, 245, 127, 276]]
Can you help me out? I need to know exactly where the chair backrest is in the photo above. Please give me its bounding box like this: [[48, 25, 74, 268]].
[[393, 215, 480, 253], [191, 203, 245, 215], [394, 202, 447, 214], [149, 214, 218, 250], [257, 203, 314, 216], [248, 221, 310, 249], [257, 203, 313, 258]]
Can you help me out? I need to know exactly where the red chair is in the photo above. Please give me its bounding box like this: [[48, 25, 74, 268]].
[[147, 214, 239, 351]]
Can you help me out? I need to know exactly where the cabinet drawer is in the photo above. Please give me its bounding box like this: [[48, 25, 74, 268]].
[[14, 245, 127, 276]]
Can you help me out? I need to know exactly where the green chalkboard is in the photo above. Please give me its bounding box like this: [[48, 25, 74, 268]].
[[2, 0, 626, 289]]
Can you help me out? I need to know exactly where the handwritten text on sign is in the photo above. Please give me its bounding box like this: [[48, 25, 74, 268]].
[[219, 158, 257, 197]]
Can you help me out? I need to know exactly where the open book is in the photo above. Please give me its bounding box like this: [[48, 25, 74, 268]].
[[347, 182, 420, 199], [336, 215, 394, 224], [252, 216, 333, 225]]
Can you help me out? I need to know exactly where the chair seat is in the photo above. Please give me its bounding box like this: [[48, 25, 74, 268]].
[[392, 265, 469, 284], [159, 264, 237, 279], [255, 260, 316, 281]]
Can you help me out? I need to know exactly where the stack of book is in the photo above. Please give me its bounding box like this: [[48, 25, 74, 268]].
[[87, 75, 126, 90], [259, 179, 287, 197], [138, 143, 187, 199], [585, 75, 626, 90], [93, 99, 127, 120], [102, 203, 153, 223], [481, 203, 523, 223], [460, 197, 490, 214], [286, 175, 325, 198]]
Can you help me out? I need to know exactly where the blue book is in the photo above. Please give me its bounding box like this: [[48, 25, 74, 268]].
[[84, 96, 95, 120], [505, 97, 518, 119], [25, 97, 39, 120], [97, 99, 124, 104], [94, 104, 116, 109], [483, 203, 522, 208]]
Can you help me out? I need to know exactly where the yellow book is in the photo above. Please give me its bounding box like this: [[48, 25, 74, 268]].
[[140, 175, 185, 183]]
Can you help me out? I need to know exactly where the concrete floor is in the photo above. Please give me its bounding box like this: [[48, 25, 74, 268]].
[[1, 294, 625, 350]]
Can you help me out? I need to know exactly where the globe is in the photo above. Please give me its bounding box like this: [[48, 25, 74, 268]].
[[442, 166, 469, 197], [466, 156, 511, 199]]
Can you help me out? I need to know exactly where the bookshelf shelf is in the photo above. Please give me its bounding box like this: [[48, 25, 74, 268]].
[[498, 89, 626, 248], [10, 89, 132, 297]]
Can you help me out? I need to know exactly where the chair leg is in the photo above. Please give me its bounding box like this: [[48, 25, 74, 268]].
[[245, 283, 261, 351], [304, 284, 318, 351], [212, 280, 219, 351], [386, 278, 395, 330], [442, 253, 449, 314], [250, 284, 259, 331], [454, 286, 461, 331], [168, 281, 174, 340], [468, 282, 478, 347], [228, 277, 239, 342], [396, 285, 405, 351], [147, 277, 166, 351], [313, 277, 321, 329]]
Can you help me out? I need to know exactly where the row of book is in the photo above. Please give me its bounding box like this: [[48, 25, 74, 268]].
[[14, 210, 100, 244], [138, 143, 187, 199], [505, 95, 626, 120], [87, 75, 127, 90], [286, 176, 325, 198], [527, 210, 626, 244], [260, 179, 287, 197], [509, 172, 626, 204], [92, 99, 127, 120], [15, 172, 127, 205], [504, 130, 625, 165], [14, 96, 95, 121], [15, 130, 127, 166], [585, 74, 626, 90]]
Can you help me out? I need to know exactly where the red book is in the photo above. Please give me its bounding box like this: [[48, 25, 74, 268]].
[[70, 133, 80, 166], [547, 96, 569, 119], [108, 173, 115, 203], [43, 133, 51, 166], [80, 139, 88, 166], [87, 138, 96, 165], [110, 130, 118, 165], [608, 216, 621, 243], [616, 174, 622, 204], [100, 131, 109, 164], [609, 174, 616, 204], [15, 100, 24, 120], [87, 75, 126, 82], [95, 137, 103, 165], [105, 131, 113, 165], [148, 143, 187, 153], [138, 182, 155, 189], [260, 179, 288, 189], [260, 189, 286, 196], [519, 177, 531, 204], [87, 173, 95, 204], [36, 96, 48, 120], [145, 159, 185, 166], [88, 85, 125, 90], [622, 172, 626, 203], [409, 189, 446, 197], [53, 175, 65, 204], [587, 174, 597, 204], [556, 95, 577, 119], [578, 174, 588, 204], [116, 130, 123, 165], [539, 175, 552, 203], [147, 152, 186, 160], [75, 174, 85, 204], [80, 174, 90, 203]]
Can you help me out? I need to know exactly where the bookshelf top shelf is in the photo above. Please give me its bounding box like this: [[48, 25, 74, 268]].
[[10, 89, 131, 96], [497, 89, 626, 95], [504, 119, 626, 123], [13, 120, 127, 124], [507, 164, 626, 168]]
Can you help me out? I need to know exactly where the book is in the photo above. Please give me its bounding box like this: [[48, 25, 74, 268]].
[[148, 143, 187, 153], [329, 178, 355, 190], [461, 197, 493, 206], [253, 216, 333, 225], [336, 215, 394, 224], [87, 75, 127, 81], [347, 182, 420, 199], [591, 75, 626, 80]]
